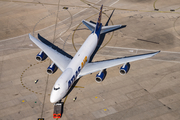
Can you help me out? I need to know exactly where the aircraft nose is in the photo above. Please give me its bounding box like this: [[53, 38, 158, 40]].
[[50, 98, 57, 103], [50, 89, 66, 103], [50, 94, 59, 103], [50, 90, 60, 103]]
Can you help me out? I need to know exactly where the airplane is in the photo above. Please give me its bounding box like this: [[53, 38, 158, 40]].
[[29, 5, 160, 103]]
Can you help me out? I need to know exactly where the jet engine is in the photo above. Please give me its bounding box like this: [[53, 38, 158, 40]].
[[36, 51, 47, 61], [95, 70, 106, 83], [47, 63, 57, 74], [119, 62, 130, 75]]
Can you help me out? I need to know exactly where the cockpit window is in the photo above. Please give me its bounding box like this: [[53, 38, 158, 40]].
[[54, 87, 60, 90]]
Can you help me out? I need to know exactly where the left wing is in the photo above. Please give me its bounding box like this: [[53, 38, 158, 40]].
[[29, 34, 71, 72], [79, 51, 160, 77]]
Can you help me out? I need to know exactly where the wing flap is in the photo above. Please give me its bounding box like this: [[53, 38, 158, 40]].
[[29, 34, 71, 72], [79, 51, 160, 76]]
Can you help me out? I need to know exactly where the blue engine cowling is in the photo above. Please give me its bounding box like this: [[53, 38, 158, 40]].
[[36, 51, 47, 61], [47, 63, 57, 74], [120, 62, 130, 75], [95, 70, 106, 83]]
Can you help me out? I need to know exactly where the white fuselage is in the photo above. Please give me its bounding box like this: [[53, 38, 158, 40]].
[[50, 33, 98, 103]]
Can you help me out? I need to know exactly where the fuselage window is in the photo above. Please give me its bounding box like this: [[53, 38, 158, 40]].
[[54, 87, 60, 90]]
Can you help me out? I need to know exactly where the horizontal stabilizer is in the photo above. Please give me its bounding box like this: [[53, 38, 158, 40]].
[[100, 25, 122, 34], [82, 20, 122, 34], [82, 20, 96, 32]]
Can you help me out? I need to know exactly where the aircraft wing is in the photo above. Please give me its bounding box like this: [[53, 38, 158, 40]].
[[79, 51, 160, 77], [29, 34, 71, 72]]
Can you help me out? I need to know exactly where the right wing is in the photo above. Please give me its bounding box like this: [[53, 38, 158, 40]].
[[79, 51, 160, 77], [29, 34, 71, 72]]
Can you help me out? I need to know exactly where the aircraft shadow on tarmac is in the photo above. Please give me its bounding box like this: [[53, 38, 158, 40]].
[[136, 38, 159, 44]]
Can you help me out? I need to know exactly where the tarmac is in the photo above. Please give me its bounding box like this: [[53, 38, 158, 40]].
[[0, 0, 180, 120]]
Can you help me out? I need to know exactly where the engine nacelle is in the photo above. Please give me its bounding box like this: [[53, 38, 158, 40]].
[[120, 62, 130, 75], [95, 70, 106, 83], [36, 51, 47, 61], [47, 63, 57, 74]]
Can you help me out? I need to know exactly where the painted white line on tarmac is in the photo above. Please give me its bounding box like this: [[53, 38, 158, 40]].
[[105, 46, 157, 51], [105, 46, 180, 54], [0, 7, 90, 43], [0, 0, 103, 43], [2, 45, 179, 64], [2, 0, 180, 56], [97, 53, 180, 64], [39, 7, 89, 33], [96, 0, 102, 4], [0, 0, 104, 43], [146, 58, 180, 64], [57, 0, 102, 38], [0, 34, 27, 42], [109, 0, 119, 7]]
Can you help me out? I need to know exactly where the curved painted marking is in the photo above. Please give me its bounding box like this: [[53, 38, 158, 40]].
[[20, 59, 50, 95]]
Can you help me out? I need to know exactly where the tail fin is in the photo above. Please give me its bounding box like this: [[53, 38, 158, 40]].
[[97, 5, 103, 25], [95, 5, 103, 37]]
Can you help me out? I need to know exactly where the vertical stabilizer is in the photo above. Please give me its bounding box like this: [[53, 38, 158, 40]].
[[95, 5, 103, 38]]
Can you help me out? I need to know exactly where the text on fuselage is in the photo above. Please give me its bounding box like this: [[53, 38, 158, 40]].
[[68, 56, 87, 89], [81, 56, 87, 68]]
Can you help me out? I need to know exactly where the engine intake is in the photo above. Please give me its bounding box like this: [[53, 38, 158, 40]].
[[120, 62, 130, 75], [36, 51, 47, 61], [47, 63, 57, 74], [95, 70, 106, 83]]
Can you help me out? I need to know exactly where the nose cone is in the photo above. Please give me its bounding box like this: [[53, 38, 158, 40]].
[[50, 89, 66, 103], [50, 95, 58, 103], [50, 90, 60, 103]]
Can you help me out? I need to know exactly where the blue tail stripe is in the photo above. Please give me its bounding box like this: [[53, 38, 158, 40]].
[[95, 23, 102, 38]]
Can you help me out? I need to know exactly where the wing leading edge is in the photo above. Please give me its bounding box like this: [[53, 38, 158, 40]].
[[29, 34, 71, 72], [79, 51, 160, 77]]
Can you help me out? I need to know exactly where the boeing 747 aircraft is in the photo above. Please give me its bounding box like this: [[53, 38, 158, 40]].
[[29, 5, 160, 103]]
